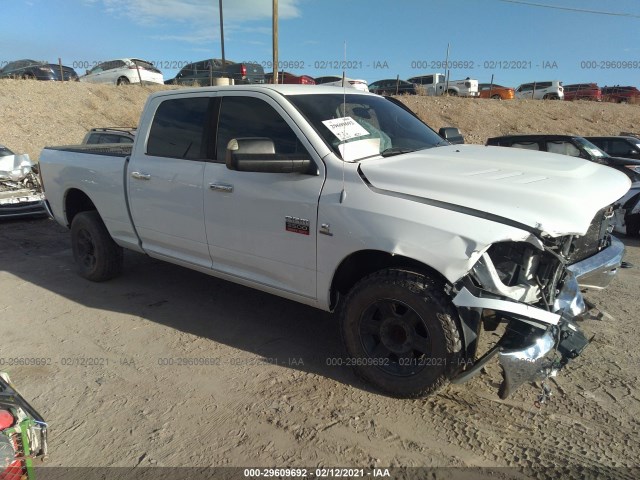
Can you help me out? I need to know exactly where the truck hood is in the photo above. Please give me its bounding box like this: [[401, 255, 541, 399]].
[[359, 145, 631, 236]]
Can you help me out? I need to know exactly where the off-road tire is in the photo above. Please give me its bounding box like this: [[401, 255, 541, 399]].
[[70, 211, 123, 282], [339, 269, 462, 398]]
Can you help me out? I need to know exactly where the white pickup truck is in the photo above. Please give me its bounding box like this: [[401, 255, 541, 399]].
[[407, 73, 479, 97], [39, 85, 629, 399]]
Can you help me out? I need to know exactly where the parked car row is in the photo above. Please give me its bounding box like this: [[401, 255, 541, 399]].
[[2, 56, 639, 104], [486, 133, 640, 236], [0, 59, 78, 81]]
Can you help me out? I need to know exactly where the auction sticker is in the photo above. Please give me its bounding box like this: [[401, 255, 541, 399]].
[[321, 117, 369, 142]]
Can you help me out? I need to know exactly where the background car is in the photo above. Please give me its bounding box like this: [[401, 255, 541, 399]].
[[563, 83, 602, 101], [514, 80, 564, 100], [264, 72, 316, 85], [601, 86, 640, 104], [82, 127, 136, 144], [164, 59, 264, 85], [369, 79, 419, 95], [486, 133, 640, 236], [264, 71, 315, 84], [314, 75, 369, 91], [478, 83, 514, 100], [80, 59, 163, 85], [0, 59, 78, 81], [585, 136, 640, 161]]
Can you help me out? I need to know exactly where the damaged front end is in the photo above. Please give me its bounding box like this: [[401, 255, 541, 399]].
[[451, 206, 624, 398], [0, 151, 47, 219]]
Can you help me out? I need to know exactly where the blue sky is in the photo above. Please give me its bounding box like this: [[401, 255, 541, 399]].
[[2, 0, 639, 87]]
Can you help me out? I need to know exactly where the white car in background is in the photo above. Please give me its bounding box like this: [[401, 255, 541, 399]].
[[80, 58, 163, 86], [314, 75, 369, 92], [515, 80, 564, 100]]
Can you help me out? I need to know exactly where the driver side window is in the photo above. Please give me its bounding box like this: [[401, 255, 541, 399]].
[[215, 96, 307, 162]]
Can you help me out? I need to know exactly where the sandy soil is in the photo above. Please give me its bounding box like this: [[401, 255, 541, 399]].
[[1, 80, 640, 479], [0, 79, 639, 159]]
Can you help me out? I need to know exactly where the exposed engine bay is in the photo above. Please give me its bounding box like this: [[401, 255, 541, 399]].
[[452, 206, 621, 399]]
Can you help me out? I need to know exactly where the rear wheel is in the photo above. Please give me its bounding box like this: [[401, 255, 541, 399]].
[[340, 269, 462, 398], [543, 94, 560, 100], [116, 76, 130, 85], [491, 94, 502, 100], [446, 89, 458, 96], [70, 211, 123, 281]]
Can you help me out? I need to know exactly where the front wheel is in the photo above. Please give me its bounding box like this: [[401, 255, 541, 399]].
[[339, 269, 462, 398], [491, 94, 502, 100], [70, 211, 123, 281], [446, 89, 458, 96]]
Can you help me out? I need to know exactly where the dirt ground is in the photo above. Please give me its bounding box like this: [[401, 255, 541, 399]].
[[0, 220, 639, 479], [1, 81, 640, 479]]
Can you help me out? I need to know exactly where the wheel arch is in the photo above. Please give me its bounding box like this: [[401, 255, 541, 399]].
[[329, 249, 449, 311], [64, 188, 97, 227]]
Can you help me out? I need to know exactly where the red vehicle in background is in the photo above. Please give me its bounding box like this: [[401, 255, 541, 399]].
[[563, 83, 602, 101], [602, 86, 640, 103], [265, 71, 315, 85]]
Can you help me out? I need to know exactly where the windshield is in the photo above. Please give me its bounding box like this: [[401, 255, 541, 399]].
[[574, 137, 607, 158], [288, 93, 446, 161]]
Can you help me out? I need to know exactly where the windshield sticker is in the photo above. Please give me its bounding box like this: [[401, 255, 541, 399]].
[[321, 117, 369, 142]]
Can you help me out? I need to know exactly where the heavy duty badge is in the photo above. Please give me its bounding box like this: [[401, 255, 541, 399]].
[[285, 216, 310, 235]]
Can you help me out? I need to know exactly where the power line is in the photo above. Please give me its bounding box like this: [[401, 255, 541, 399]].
[[498, 0, 640, 18]]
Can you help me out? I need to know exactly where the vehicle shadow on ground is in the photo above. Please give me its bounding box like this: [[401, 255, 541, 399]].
[[0, 218, 380, 394]]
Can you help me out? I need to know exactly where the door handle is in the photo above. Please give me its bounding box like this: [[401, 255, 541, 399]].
[[209, 183, 233, 193], [131, 171, 151, 180]]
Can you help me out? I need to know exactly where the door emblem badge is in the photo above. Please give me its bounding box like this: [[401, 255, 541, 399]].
[[285, 216, 310, 235]]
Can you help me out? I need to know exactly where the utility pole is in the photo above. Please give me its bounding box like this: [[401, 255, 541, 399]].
[[219, 0, 226, 77], [273, 0, 278, 84]]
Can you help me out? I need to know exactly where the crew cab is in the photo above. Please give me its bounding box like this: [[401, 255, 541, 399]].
[[39, 85, 630, 399]]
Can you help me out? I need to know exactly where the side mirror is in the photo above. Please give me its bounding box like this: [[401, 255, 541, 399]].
[[439, 127, 465, 145], [225, 138, 314, 174]]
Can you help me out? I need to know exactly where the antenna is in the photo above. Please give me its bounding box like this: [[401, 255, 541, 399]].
[[340, 40, 347, 204]]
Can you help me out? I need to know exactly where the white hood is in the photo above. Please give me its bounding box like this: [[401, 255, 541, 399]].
[[359, 145, 631, 236]]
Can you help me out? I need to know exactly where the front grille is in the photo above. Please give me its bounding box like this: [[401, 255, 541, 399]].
[[567, 206, 614, 263]]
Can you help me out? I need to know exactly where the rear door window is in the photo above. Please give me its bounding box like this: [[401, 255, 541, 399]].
[[512, 141, 540, 151], [546, 141, 580, 157], [147, 97, 213, 160]]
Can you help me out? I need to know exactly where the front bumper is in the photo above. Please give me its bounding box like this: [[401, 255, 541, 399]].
[[568, 236, 625, 290], [0, 198, 48, 219], [452, 239, 625, 397]]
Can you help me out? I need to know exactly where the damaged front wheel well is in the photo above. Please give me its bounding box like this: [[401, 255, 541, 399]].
[[330, 250, 448, 311], [65, 189, 97, 227]]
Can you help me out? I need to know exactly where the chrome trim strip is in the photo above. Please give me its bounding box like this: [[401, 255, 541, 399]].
[[209, 183, 234, 193]]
